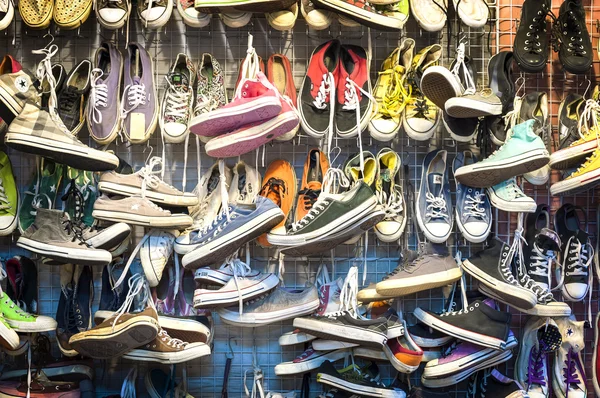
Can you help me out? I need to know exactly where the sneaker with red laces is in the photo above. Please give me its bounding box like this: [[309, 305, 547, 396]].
[[335, 44, 372, 138], [298, 39, 340, 138]]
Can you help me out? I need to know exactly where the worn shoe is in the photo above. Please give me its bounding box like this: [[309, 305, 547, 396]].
[[266, 2, 297, 30], [229, 160, 261, 204], [56, 60, 91, 135], [194, 263, 260, 286], [445, 89, 502, 119], [552, 316, 586, 398], [295, 149, 329, 223], [177, 0, 210, 26], [140, 229, 177, 288], [0, 287, 56, 333], [267, 54, 298, 141], [219, 11, 251, 27], [122, 327, 209, 363], [410, 0, 446, 31], [359, 249, 419, 301], [53, 0, 92, 29], [316, 361, 404, 397], [0, 0, 14, 30], [160, 54, 195, 144], [486, 177, 537, 213], [551, 147, 600, 195], [138, 0, 172, 27], [0, 311, 18, 350], [517, 92, 551, 185], [374, 148, 407, 242], [93, 195, 192, 228], [19, 0, 53, 28], [95, 0, 130, 27], [550, 96, 594, 170], [301, 0, 332, 29], [275, 346, 348, 376], [193, 53, 227, 140], [513, 0, 551, 73], [554, 0, 592, 74], [453, 0, 487, 27]]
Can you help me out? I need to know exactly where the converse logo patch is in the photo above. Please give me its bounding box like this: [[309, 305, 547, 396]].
[[15, 76, 29, 93]]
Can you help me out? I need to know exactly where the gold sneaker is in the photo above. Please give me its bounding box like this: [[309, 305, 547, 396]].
[[551, 146, 600, 196], [402, 44, 442, 141], [19, 0, 53, 29], [368, 38, 414, 142], [54, 0, 92, 29]]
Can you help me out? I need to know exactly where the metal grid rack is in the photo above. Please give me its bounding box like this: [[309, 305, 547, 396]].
[[0, 0, 597, 395]]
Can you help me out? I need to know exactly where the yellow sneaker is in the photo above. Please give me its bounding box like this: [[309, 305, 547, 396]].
[[368, 38, 414, 142], [551, 147, 600, 196], [54, 0, 92, 29], [19, 0, 53, 29], [402, 44, 442, 141]]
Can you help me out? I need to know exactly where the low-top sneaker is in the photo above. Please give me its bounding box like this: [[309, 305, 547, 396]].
[[374, 148, 407, 242], [486, 177, 537, 213], [160, 54, 195, 144], [138, 0, 172, 28]]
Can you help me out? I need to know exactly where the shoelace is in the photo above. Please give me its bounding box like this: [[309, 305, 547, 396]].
[[450, 43, 476, 94], [136, 157, 178, 199], [576, 99, 600, 149], [529, 243, 558, 287], [163, 74, 191, 121], [466, 372, 478, 398], [425, 191, 449, 220], [0, 269, 33, 320], [463, 191, 486, 219], [501, 177, 526, 200], [441, 341, 460, 358], [562, 347, 584, 396], [380, 66, 409, 119], [62, 218, 90, 246], [524, 4, 549, 54], [58, 87, 79, 116], [289, 198, 330, 232], [527, 343, 547, 389], [111, 273, 148, 330], [321, 167, 350, 195], [376, 188, 403, 219], [120, 82, 147, 121], [503, 96, 522, 133], [556, 2, 586, 57], [0, 177, 11, 212], [61, 177, 85, 222], [298, 185, 320, 212], [120, 368, 137, 398], [260, 178, 286, 207], [157, 328, 187, 349], [89, 68, 108, 124], [479, 369, 492, 398]]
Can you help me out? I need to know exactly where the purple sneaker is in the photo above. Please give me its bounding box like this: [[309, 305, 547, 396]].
[[121, 43, 158, 144], [87, 42, 123, 146], [422, 331, 517, 388]]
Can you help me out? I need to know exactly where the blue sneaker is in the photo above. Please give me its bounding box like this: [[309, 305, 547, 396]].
[[453, 151, 492, 243], [416, 149, 453, 243], [486, 177, 537, 213], [454, 119, 550, 188], [182, 196, 284, 269]]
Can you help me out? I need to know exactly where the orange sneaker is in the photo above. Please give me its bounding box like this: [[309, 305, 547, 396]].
[[295, 149, 329, 222], [257, 159, 297, 247]]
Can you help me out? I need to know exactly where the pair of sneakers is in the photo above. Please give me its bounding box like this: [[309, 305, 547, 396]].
[[19, 0, 91, 29]]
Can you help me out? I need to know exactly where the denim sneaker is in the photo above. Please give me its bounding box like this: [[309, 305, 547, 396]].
[[416, 149, 453, 243], [486, 177, 537, 213], [181, 196, 284, 269], [454, 119, 550, 188], [453, 151, 492, 243]]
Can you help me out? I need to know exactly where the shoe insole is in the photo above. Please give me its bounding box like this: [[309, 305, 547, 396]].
[[308, 151, 321, 183], [272, 59, 286, 95]]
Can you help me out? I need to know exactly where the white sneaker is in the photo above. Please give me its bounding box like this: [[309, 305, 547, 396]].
[[410, 0, 447, 31], [160, 54, 195, 144], [194, 264, 260, 286], [229, 161, 261, 204], [140, 229, 178, 287], [453, 0, 488, 28], [553, 316, 587, 398]]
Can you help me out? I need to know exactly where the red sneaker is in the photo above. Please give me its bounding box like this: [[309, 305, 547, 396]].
[[268, 54, 299, 141]]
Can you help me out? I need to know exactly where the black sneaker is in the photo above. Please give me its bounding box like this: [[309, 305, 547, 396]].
[[488, 51, 515, 113], [407, 322, 453, 348], [316, 361, 405, 397], [413, 299, 511, 350], [554, 0, 592, 74], [5, 256, 38, 313], [523, 204, 558, 291], [513, 0, 551, 73], [41, 64, 66, 109], [476, 369, 527, 398], [556, 93, 584, 151], [56, 265, 77, 356], [74, 265, 93, 338], [97, 259, 131, 322], [443, 112, 479, 142], [57, 60, 92, 135], [461, 238, 538, 309]]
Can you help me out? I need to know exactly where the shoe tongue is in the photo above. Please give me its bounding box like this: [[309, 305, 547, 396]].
[[576, 229, 589, 243], [535, 228, 561, 253], [133, 76, 142, 85], [427, 173, 443, 196], [168, 72, 189, 90], [537, 323, 562, 353]]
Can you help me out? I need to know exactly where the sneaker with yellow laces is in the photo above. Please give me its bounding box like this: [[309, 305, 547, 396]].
[[402, 44, 442, 141], [551, 147, 600, 196], [368, 38, 414, 142]]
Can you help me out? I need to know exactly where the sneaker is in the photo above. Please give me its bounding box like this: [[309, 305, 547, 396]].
[[513, 0, 551, 73], [140, 229, 177, 288], [93, 195, 193, 228], [517, 92, 551, 185], [486, 51, 515, 144], [454, 119, 550, 188], [0, 66, 40, 124], [267, 54, 298, 141], [486, 177, 537, 213], [146, 368, 193, 398], [0, 57, 21, 126], [594, 312, 600, 397], [523, 205, 558, 292], [374, 148, 407, 242], [218, 285, 320, 327], [39, 63, 66, 109], [81, 223, 131, 251], [298, 40, 340, 138], [514, 317, 561, 398], [552, 316, 586, 398], [194, 264, 260, 286], [295, 149, 329, 223], [229, 161, 261, 204], [403, 45, 442, 141], [461, 238, 538, 309], [0, 152, 17, 236], [60, 167, 97, 227], [17, 208, 112, 266], [375, 243, 462, 297], [0, 311, 18, 350], [121, 43, 158, 144], [551, 146, 600, 195], [4, 256, 37, 313], [267, 181, 379, 247], [95, 0, 130, 27], [219, 11, 251, 27], [122, 327, 209, 363], [266, 2, 297, 30], [471, 369, 528, 398], [407, 322, 453, 348], [414, 300, 511, 350], [554, 0, 592, 74], [275, 346, 348, 376], [182, 197, 284, 269], [369, 39, 414, 142], [177, 0, 210, 26], [343, 151, 378, 189], [18, 0, 52, 28], [0, 0, 14, 30], [312, 0, 405, 29], [453, 0, 487, 27], [554, 204, 592, 301], [410, 0, 446, 31], [56, 60, 91, 135], [443, 111, 479, 142], [138, 0, 172, 27], [416, 149, 453, 243], [0, 285, 56, 333], [316, 361, 404, 397], [160, 54, 195, 144], [193, 53, 227, 137], [381, 327, 423, 373], [301, 0, 332, 29], [422, 332, 517, 388], [445, 89, 503, 119], [257, 160, 296, 247]]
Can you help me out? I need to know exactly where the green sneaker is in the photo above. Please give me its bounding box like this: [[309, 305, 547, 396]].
[[454, 119, 550, 188], [18, 158, 63, 233], [0, 311, 19, 350], [0, 151, 18, 236], [0, 291, 57, 333], [61, 168, 98, 227]]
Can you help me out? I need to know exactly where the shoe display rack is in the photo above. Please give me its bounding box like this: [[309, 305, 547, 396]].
[[0, 0, 598, 394]]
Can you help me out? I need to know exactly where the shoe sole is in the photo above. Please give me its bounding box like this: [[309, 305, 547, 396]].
[[218, 299, 319, 328], [189, 96, 281, 137], [486, 187, 537, 213], [415, 194, 451, 243], [5, 132, 119, 171], [0, 4, 14, 31], [177, 1, 211, 27], [122, 343, 210, 364], [316, 372, 403, 397], [278, 330, 316, 346], [550, 166, 600, 196], [549, 140, 597, 170], [445, 97, 503, 118], [293, 317, 387, 348], [461, 259, 537, 309], [454, 148, 550, 188], [274, 349, 347, 376], [312, 340, 359, 350], [479, 285, 572, 317], [205, 112, 299, 158], [420, 67, 463, 110], [375, 268, 463, 298], [0, 362, 93, 381], [307, 0, 405, 30], [454, 209, 491, 243], [413, 307, 508, 350], [97, 181, 199, 207], [409, 0, 445, 32], [69, 317, 159, 359], [85, 223, 131, 250], [410, 334, 453, 348], [91, 210, 193, 228], [193, 273, 280, 308], [5, 316, 56, 333], [357, 286, 392, 303], [16, 237, 112, 267], [0, 321, 19, 351], [443, 115, 477, 143], [182, 208, 284, 269]]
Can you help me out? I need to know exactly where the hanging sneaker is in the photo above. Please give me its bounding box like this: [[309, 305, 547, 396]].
[[140, 229, 177, 288], [53, 0, 92, 29], [410, 0, 446, 31], [486, 51, 515, 145], [229, 161, 261, 204], [93, 195, 193, 228], [138, 0, 172, 28], [19, 0, 53, 29], [57, 60, 91, 135], [553, 316, 586, 398], [295, 149, 329, 223], [475, 369, 528, 398], [551, 146, 600, 195], [121, 43, 158, 144], [178, 0, 210, 26], [194, 263, 261, 286], [275, 346, 348, 376], [160, 54, 195, 144], [0, 0, 14, 30], [301, 0, 332, 29], [0, 151, 17, 236], [554, 0, 592, 75], [359, 249, 419, 301], [267, 54, 299, 141], [523, 205, 559, 292], [407, 322, 453, 348], [380, 327, 423, 374], [486, 177, 537, 213], [219, 11, 251, 27], [343, 151, 378, 190], [453, 0, 487, 27], [513, 0, 551, 73], [122, 327, 209, 363], [95, 0, 130, 28], [373, 148, 406, 242], [60, 167, 97, 227], [316, 361, 405, 397], [550, 96, 594, 170], [4, 256, 37, 314], [193, 53, 227, 142], [266, 2, 297, 30], [516, 92, 551, 185]]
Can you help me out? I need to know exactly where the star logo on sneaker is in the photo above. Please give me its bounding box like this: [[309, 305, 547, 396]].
[[131, 204, 140, 210], [566, 327, 574, 336], [15, 76, 29, 93]]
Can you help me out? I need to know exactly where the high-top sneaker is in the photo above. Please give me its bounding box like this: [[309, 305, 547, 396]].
[[486, 51, 515, 146], [553, 316, 586, 398], [0, 67, 40, 124], [160, 54, 195, 144], [96, 258, 131, 323], [518, 92, 552, 185], [140, 229, 177, 288], [476, 369, 528, 398], [554, 203, 592, 302], [4, 256, 37, 313], [523, 205, 557, 291], [554, 0, 592, 74], [267, 54, 299, 142], [295, 149, 329, 223], [513, 0, 551, 73]]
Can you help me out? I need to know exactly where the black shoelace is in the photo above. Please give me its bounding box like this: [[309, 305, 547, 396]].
[[58, 87, 80, 115], [524, 4, 551, 55], [555, 2, 586, 57], [298, 188, 320, 211], [260, 178, 287, 205], [62, 219, 91, 247]]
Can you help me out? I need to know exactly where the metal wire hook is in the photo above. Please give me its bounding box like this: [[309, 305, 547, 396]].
[[227, 337, 237, 359]]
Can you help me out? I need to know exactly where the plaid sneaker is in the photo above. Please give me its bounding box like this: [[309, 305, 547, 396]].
[[0, 68, 40, 124], [19, 0, 53, 28], [160, 54, 195, 144], [53, 0, 93, 29]]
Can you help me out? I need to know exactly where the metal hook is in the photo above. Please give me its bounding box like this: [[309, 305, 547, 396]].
[[580, 75, 592, 98], [227, 337, 237, 359]]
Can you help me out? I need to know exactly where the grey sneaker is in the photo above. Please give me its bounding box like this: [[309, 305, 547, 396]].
[[358, 250, 419, 302], [17, 208, 112, 266], [121, 43, 158, 144], [445, 88, 503, 118], [453, 151, 492, 243], [486, 177, 537, 213], [218, 285, 320, 327], [181, 196, 284, 269], [375, 243, 462, 297], [82, 222, 131, 250], [87, 42, 123, 145]]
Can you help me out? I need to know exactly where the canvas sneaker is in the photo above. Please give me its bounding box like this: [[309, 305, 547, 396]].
[[517, 92, 551, 185], [311, 0, 405, 30], [275, 346, 348, 376], [316, 361, 404, 397], [92, 195, 192, 228], [295, 149, 329, 223], [553, 316, 586, 398], [194, 264, 260, 286], [469, 369, 528, 398], [160, 54, 195, 144], [60, 167, 97, 227], [551, 146, 600, 195], [54, 60, 91, 136], [219, 11, 251, 27], [514, 317, 562, 398], [410, 0, 446, 31], [182, 196, 284, 269], [0, 151, 17, 236], [513, 0, 551, 73], [374, 148, 406, 242], [4, 256, 37, 314], [140, 229, 177, 288], [380, 328, 423, 374], [138, 0, 172, 28], [121, 43, 158, 144], [19, 0, 52, 28], [193, 53, 227, 141], [523, 205, 559, 292], [343, 151, 378, 190], [266, 2, 298, 30], [554, 0, 592, 74], [454, 119, 550, 188], [17, 208, 112, 266], [486, 177, 537, 213], [0, 0, 14, 30], [229, 161, 261, 204], [267, 54, 298, 141], [98, 157, 198, 207], [122, 327, 209, 364], [0, 311, 18, 350], [407, 322, 453, 348], [301, 0, 332, 29], [95, 0, 130, 27], [177, 0, 210, 26], [359, 249, 419, 302], [257, 159, 296, 247], [445, 89, 502, 119]]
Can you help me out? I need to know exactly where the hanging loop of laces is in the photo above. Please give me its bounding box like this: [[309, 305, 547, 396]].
[[90, 68, 108, 124], [450, 43, 476, 94]]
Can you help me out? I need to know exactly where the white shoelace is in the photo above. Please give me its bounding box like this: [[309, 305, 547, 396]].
[[136, 157, 178, 198], [120, 82, 147, 120], [425, 192, 449, 219], [321, 167, 350, 195], [121, 368, 137, 398], [450, 43, 476, 95], [577, 99, 600, 141], [289, 198, 330, 232], [158, 329, 187, 349], [218, 159, 230, 221], [463, 191, 486, 219], [111, 273, 147, 330], [163, 76, 191, 120], [529, 243, 557, 288], [0, 177, 11, 212], [377, 188, 403, 219], [89, 68, 108, 124], [227, 258, 252, 316]]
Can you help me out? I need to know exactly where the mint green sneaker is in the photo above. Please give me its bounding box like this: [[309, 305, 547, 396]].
[[0, 311, 19, 350], [454, 119, 550, 188], [0, 291, 57, 333], [486, 177, 537, 213], [0, 151, 18, 236], [18, 158, 63, 233], [61, 168, 98, 227]]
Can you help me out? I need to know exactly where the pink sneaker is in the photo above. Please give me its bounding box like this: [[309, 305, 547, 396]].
[[189, 71, 281, 138]]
